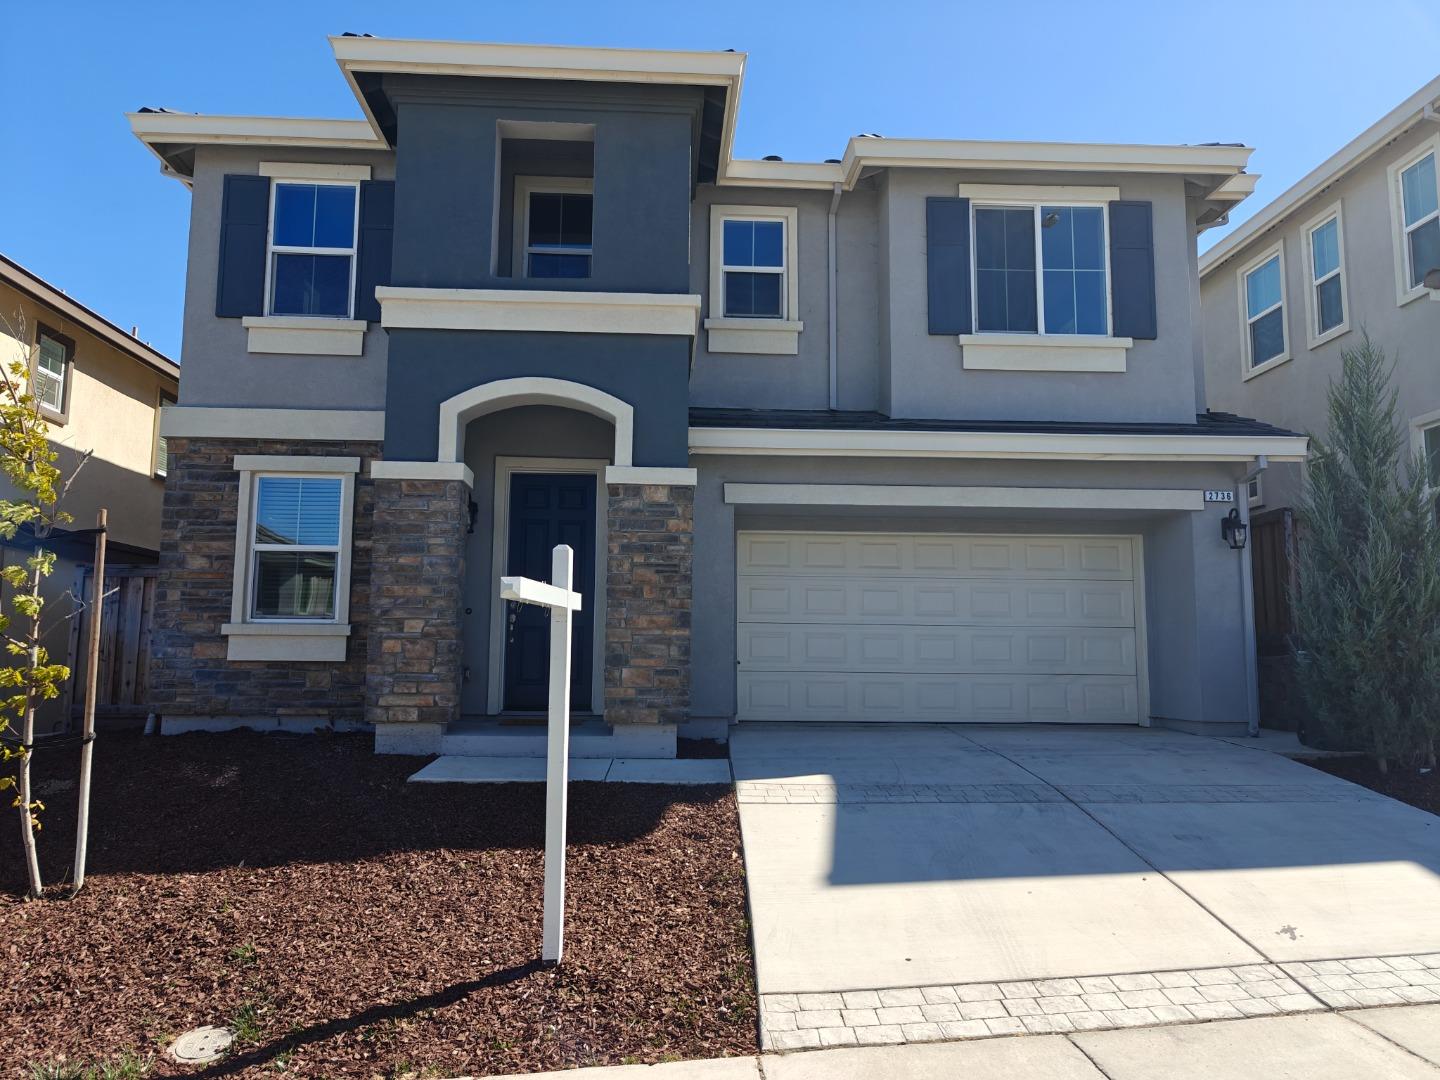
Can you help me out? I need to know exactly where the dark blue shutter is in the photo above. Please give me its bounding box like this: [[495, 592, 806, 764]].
[[215, 174, 270, 318], [927, 197, 972, 335], [1109, 201, 1157, 340], [355, 180, 395, 323]]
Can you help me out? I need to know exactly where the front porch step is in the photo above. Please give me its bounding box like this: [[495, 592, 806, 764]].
[[439, 717, 677, 759]]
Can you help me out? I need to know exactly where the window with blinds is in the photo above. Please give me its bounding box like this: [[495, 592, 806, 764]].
[[249, 475, 343, 619]]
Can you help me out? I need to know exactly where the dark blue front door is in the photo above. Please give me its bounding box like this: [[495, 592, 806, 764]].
[[503, 473, 596, 712]]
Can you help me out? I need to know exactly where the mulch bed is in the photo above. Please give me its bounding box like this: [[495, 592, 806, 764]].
[[1, 733, 756, 1078], [1302, 755, 1440, 817]]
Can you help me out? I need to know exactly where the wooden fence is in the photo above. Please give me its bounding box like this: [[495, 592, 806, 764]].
[[65, 566, 157, 725], [1250, 507, 1298, 655]]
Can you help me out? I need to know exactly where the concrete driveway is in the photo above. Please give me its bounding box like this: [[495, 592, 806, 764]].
[[731, 724, 1440, 1037]]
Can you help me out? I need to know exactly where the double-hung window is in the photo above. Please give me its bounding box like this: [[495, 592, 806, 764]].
[[515, 177, 593, 279], [721, 217, 787, 318], [1395, 145, 1440, 299], [33, 327, 72, 419], [248, 475, 344, 621], [1305, 206, 1347, 344], [1240, 244, 1288, 374], [973, 202, 1109, 336], [267, 180, 358, 317]]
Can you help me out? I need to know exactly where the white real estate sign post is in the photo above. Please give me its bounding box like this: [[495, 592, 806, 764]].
[[499, 544, 582, 965]]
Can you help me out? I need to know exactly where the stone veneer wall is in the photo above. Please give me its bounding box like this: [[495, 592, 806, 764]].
[[604, 483, 693, 726], [150, 437, 381, 725], [363, 478, 469, 728]]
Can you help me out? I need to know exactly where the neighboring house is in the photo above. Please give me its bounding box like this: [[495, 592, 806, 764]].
[[0, 253, 181, 732], [129, 36, 1304, 757], [1199, 76, 1440, 725]]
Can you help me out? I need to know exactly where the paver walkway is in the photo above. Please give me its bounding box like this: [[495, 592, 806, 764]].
[[478, 1004, 1440, 1077], [729, 723, 1440, 1050]]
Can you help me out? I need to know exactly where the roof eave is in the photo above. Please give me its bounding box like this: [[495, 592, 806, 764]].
[[1200, 74, 1440, 277]]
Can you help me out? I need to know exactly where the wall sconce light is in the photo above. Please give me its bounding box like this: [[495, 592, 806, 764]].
[[1221, 507, 1248, 551]]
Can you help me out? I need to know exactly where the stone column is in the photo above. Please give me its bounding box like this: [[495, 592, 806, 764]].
[[365, 478, 469, 753], [605, 483, 693, 732]]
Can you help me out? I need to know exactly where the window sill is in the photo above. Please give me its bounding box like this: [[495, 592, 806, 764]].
[[1307, 322, 1351, 350], [1242, 353, 1293, 382], [704, 317, 803, 356], [242, 316, 366, 357], [221, 622, 351, 662], [957, 334, 1133, 372]]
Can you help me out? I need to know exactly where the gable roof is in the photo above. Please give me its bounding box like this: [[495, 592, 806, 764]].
[[0, 252, 179, 380], [1200, 74, 1440, 277]]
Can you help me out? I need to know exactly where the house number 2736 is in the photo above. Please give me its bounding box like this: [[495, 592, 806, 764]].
[[1203, 490, 1235, 503]]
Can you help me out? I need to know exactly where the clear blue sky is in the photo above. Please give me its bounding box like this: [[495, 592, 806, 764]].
[[3, 0, 1438, 360]]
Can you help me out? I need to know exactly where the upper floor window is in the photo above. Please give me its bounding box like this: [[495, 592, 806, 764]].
[[267, 180, 358, 318], [973, 202, 1109, 336], [1391, 141, 1440, 303], [33, 326, 72, 421], [249, 474, 344, 621], [515, 177, 592, 279], [1304, 204, 1349, 347], [154, 389, 177, 478], [722, 218, 787, 318], [1239, 243, 1288, 377]]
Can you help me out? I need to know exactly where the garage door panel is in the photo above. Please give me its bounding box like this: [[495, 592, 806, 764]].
[[737, 533, 1134, 579], [738, 577, 1136, 627], [736, 530, 1141, 723], [738, 624, 1136, 675], [737, 672, 1140, 723]]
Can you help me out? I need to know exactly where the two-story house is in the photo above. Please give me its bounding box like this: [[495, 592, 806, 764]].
[[131, 36, 1304, 757], [0, 253, 180, 732], [1199, 76, 1440, 725]]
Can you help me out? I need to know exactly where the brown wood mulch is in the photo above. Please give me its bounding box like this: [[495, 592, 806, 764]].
[[1, 733, 757, 1078], [1303, 755, 1440, 817]]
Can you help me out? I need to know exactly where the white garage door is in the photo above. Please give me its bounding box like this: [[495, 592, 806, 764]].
[[736, 532, 1143, 723]]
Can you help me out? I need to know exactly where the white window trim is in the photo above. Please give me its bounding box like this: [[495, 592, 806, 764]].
[[153, 389, 176, 478], [1247, 473, 1264, 508], [222, 455, 359, 662], [966, 187, 1116, 339], [262, 173, 362, 320], [511, 175, 594, 279], [1387, 134, 1440, 308], [1238, 241, 1291, 381], [34, 332, 69, 415], [1410, 407, 1440, 499], [1300, 201, 1350, 349], [705, 204, 802, 356]]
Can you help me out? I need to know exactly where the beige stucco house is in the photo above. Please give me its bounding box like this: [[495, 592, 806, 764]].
[[0, 252, 180, 731]]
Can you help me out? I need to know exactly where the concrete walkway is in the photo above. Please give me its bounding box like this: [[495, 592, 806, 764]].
[[478, 1004, 1440, 1077], [729, 724, 1440, 1049], [408, 756, 732, 784]]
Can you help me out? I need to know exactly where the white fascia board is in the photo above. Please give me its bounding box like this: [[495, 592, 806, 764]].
[[689, 427, 1309, 462], [376, 287, 701, 337], [723, 483, 1205, 512], [840, 138, 1254, 188], [719, 159, 847, 190], [1201, 75, 1440, 277], [330, 36, 747, 163], [370, 460, 476, 487], [161, 406, 385, 441], [127, 112, 384, 149]]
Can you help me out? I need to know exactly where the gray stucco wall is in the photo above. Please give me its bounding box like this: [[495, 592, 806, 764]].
[[460, 404, 614, 714], [178, 145, 395, 411], [691, 454, 1253, 728], [383, 329, 691, 466], [1201, 122, 1440, 511], [689, 168, 1204, 425], [387, 76, 699, 295]]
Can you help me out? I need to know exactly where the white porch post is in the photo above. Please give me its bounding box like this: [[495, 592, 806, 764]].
[[500, 544, 581, 965]]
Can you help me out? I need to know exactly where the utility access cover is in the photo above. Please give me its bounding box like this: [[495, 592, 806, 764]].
[[170, 1025, 233, 1063]]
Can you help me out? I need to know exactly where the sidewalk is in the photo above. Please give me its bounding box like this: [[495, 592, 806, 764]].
[[477, 1004, 1440, 1078]]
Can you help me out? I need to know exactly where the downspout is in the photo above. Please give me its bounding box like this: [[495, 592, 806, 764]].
[[1239, 455, 1268, 736], [827, 182, 843, 410]]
